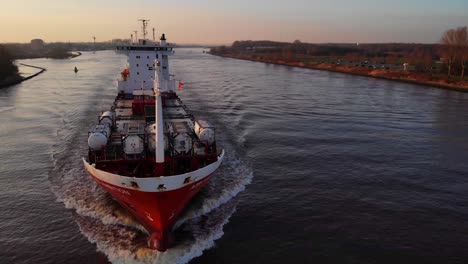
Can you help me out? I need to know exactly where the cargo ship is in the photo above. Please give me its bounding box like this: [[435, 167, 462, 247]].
[[83, 20, 224, 251]]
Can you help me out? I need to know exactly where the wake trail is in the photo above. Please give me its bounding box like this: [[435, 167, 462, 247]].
[[50, 129, 252, 263], [48, 51, 252, 263]]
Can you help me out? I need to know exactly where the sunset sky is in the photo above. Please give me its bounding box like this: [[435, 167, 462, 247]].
[[1, 0, 467, 44]]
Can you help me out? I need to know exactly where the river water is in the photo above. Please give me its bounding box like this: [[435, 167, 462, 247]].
[[1, 49, 468, 264]]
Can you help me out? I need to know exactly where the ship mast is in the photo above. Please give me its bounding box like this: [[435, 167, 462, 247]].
[[154, 88, 165, 175], [154, 29, 166, 176], [138, 19, 150, 40]]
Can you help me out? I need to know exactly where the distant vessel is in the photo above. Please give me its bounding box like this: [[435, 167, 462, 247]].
[[74, 67, 78, 73], [83, 20, 224, 251]]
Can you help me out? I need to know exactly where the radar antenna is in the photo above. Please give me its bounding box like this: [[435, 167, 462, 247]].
[[138, 19, 150, 40], [133, 30, 138, 42]]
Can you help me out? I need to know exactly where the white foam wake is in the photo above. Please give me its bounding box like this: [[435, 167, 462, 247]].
[[53, 165, 147, 232], [76, 200, 238, 264], [51, 139, 252, 263], [174, 151, 253, 229]]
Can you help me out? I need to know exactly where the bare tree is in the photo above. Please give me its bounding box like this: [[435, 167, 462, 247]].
[[455, 27, 467, 79], [441, 26, 468, 79], [441, 28, 457, 77]]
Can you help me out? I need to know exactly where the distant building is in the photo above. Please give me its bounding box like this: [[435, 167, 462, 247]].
[[30, 39, 45, 50]]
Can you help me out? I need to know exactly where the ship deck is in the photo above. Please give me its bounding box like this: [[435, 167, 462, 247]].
[[88, 92, 219, 177]]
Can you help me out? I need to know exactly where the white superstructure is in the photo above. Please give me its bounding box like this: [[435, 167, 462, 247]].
[[116, 35, 175, 94]]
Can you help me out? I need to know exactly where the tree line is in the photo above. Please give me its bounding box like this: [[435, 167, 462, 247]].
[[211, 40, 440, 69], [211, 27, 468, 79], [5, 42, 73, 59], [0, 45, 18, 81]]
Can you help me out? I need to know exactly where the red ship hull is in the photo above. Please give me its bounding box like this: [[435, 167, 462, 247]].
[[88, 170, 216, 251]]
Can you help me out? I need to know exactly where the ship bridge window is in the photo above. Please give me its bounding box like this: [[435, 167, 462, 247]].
[[136, 64, 139, 67], [147, 56, 150, 59], [137, 72, 140, 75], [136, 56, 140, 59]]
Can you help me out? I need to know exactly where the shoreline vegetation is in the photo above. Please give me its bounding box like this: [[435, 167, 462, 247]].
[[0, 63, 47, 89], [0, 44, 21, 88], [212, 53, 468, 93], [0, 43, 50, 89], [0, 37, 199, 89], [0, 37, 133, 88], [209, 26, 468, 92], [0, 40, 85, 88]]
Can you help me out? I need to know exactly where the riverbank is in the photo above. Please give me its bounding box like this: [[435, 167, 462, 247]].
[[213, 53, 468, 93], [0, 63, 46, 88], [0, 51, 81, 89]]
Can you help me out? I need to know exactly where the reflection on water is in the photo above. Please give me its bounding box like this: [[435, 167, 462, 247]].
[[1, 50, 468, 264]]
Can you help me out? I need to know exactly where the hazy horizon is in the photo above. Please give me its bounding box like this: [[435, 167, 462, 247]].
[[1, 0, 467, 44]]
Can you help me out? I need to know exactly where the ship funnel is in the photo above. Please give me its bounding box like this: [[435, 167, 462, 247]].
[[160, 34, 167, 46]]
